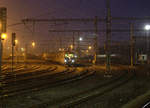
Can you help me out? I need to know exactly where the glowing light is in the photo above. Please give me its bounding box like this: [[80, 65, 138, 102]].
[[70, 45, 73, 49], [88, 46, 92, 50], [43, 53, 47, 58], [59, 48, 62, 51], [32, 42, 35, 47], [64, 59, 67, 63], [21, 48, 25, 52], [79, 37, 83, 41], [75, 55, 77, 58], [145, 25, 150, 30], [72, 59, 75, 63], [15, 39, 18, 44], [22, 53, 25, 56], [1, 33, 7, 40]]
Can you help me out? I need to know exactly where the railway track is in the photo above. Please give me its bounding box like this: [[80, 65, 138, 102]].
[[1, 65, 58, 89], [29, 68, 135, 108], [60, 69, 135, 108], [0, 65, 92, 98], [0, 65, 43, 83], [1, 64, 24, 72], [2, 65, 55, 82]]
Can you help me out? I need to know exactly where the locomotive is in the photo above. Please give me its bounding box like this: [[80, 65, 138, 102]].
[[64, 52, 77, 65], [43, 50, 93, 66], [43, 51, 77, 65]]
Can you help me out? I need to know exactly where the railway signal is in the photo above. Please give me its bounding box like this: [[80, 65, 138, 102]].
[[12, 33, 16, 46], [12, 33, 16, 73]]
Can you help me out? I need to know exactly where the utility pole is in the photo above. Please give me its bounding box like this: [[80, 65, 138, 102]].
[[12, 33, 16, 73], [146, 30, 149, 64], [73, 32, 75, 51], [94, 16, 98, 64], [77, 32, 80, 58], [59, 32, 62, 50], [25, 44, 28, 68], [15, 45, 19, 64], [130, 23, 134, 68], [105, 0, 112, 76]]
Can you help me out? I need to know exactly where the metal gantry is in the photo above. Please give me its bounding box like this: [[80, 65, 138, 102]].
[[21, 0, 150, 75]]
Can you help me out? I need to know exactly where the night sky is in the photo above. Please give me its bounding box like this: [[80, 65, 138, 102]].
[[0, 0, 150, 53], [1, 0, 150, 19]]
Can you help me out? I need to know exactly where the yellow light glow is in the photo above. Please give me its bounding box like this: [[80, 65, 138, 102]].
[[32, 42, 35, 47], [22, 53, 25, 56], [59, 48, 62, 51], [70, 45, 73, 49], [15, 39, 18, 44], [1, 33, 7, 40], [88, 46, 92, 50], [21, 48, 25, 52]]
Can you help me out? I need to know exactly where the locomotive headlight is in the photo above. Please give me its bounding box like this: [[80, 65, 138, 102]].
[[72, 59, 75, 63], [64, 59, 67, 63]]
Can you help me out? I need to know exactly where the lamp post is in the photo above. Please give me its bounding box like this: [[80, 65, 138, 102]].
[[15, 39, 19, 63], [0, 33, 7, 73], [78, 37, 83, 58], [31, 41, 35, 57], [145, 25, 150, 63], [1, 33, 7, 40]]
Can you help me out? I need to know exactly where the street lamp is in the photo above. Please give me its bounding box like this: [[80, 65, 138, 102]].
[[70, 44, 73, 50], [0, 33, 7, 73], [59, 48, 62, 51], [32, 42, 35, 47], [78, 37, 83, 58], [15, 39, 18, 45], [88, 46, 92, 50], [145, 25, 150, 31], [21, 48, 25, 52], [1, 33, 7, 40], [145, 24, 150, 64], [14, 39, 19, 63], [79, 37, 83, 41]]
